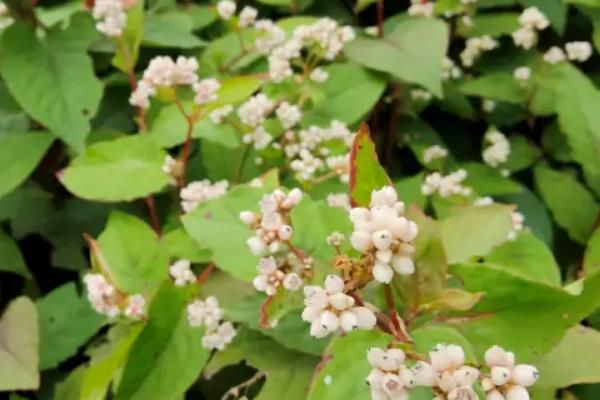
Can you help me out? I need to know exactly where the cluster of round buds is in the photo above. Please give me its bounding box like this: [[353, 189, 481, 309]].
[[92, 0, 127, 37], [350, 186, 418, 284], [255, 19, 286, 55], [169, 259, 196, 287], [460, 36, 499, 67], [423, 145, 449, 165], [237, 93, 275, 128], [367, 347, 415, 400], [129, 56, 220, 110], [543, 47, 566, 64], [252, 256, 303, 295], [482, 346, 539, 400], [412, 344, 479, 400], [187, 296, 236, 350], [180, 179, 229, 213], [422, 170, 472, 198], [512, 7, 549, 49], [302, 275, 376, 338], [408, 0, 434, 18], [83, 273, 146, 319], [507, 211, 524, 241], [216, 0, 236, 20], [513, 66, 531, 83], [544, 42, 592, 64], [0, 2, 14, 31], [240, 188, 303, 255], [442, 57, 462, 81], [482, 128, 510, 168], [162, 155, 183, 186], [482, 99, 497, 113], [411, 89, 433, 102]]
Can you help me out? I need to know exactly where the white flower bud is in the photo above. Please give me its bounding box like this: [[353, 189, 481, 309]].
[[303, 287, 329, 309], [389, 217, 410, 239], [387, 348, 406, 365], [448, 386, 478, 400], [253, 275, 268, 292], [446, 344, 466, 368], [367, 368, 385, 387], [351, 230, 372, 252], [373, 262, 394, 283], [283, 272, 302, 291], [376, 249, 393, 263], [391, 255, 415, 275], [511, 365, 538, 387], [437, 371, 458, 392], [301, 305, 321, 322], [324, 274, 345, 294], [354, 307, 377, 329], [239, 211, 256, 225], [340, 310, 359, 331], [283, 188, 303, 208], [329, 292, 354, 310], [486, 390, 506, 400], [247, 236, 266, 255], [310, 319, 330, 338], [454, 366, 479, 386], [261, 212, 282, 230], [368, 347, 387, 368], [278, 224, 293, 240], [399, 367, 416, 387], [505, 385, 530, 400], [372, 230, 393, 250], [381, 373, 405, 396], [350, 207, 370, 224], [491, 366, 512, 386], [371, 186, 398, 207], [485, 345, 515, 368], [412, 361, 437, 386], [320, 310, 340, 332], [216, 0, 236, 20]]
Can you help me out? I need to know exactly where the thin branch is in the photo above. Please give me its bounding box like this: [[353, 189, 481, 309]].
[[376, 0, 384, 38], [259, 296, 275, 329], [221, 371, 266, 400], [197, 263, 216, 285]]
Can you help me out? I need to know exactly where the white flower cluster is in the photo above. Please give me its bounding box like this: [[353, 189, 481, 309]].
[[129, 56, 220, 110], [238, 93, 275, 128], [422, 170, 472, 198], [241, 188, 303, 255], [83, 273, 146, 319], [209, 104, 234, 124], [408, 0, 434, 18], [169, 259, 196, 286], [411, 89, 433, 102], [254, 19, 287, 55], [0, 2, 14, 31], [412, 344, 480, 400], [162, 155, 182, 186], [512, 7, 549, 50], [187, 296, 236, 350], [276, 101, 303, 130], [302, 275, 377, 338], [180, 179, 229, 213], [442, 57, 462, 81], [482, 99, 497, 113], [367, 347, 415, 400], [92, 0, 126, 37], [482, 346, 539, 400], [252, 256, 303, 295], [507, 211, 524, 241], [482, 129, 510, 168], [350, 186, 419, 284], [460, 36, 499, 67], [285, 120, 354, 182], [216, 0, 236, 20], [513, 66, 531, 83], [544, 42, 592, 64], [423, 145, 448, 165]]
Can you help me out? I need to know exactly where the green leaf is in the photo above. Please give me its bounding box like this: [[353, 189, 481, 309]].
[[0, 297, 39, 391], [60, 135, 169, 202], [468, 12, 520, 37], [142, 12, 206, 49], [115, 282, 210, 400], [484, 232, 561, 286], [161, 228, 212, 263], [0, 132, 53, 197], [302, 63, 386, 126], [0, 80, 29, 135], [0, 228, 29, 278], [182, 185, 268, 281], [96, 211, 168, 295], [81, 325, 143, 400], [307, 330, 392, 400], [113, 0, 144, 71], [207, 327, 318, 400], [535, 325, 600, 388], [534, 163, 599, 244], [503, 136, 541, 172], [499, 186, 553, 246], [462, 162, 522, 195], [349, 123, 391, 207], [422, 289, 484, 312], [0, 14, 103, 150], [345, 18, 448, 96], [441, 204, 513, 264], [460, 73, 526, 104], [395, 174, 427, 209], [36, 283, 104, 370], [450, 264, 600, 361], [53, 367, 85, 400]]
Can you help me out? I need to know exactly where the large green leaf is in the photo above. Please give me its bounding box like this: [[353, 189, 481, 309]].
[[307, 330, 392, 400], [115, 282, 210, 400], [460, 73, 526, 104], [0, 132, 53, 198], [36, 283, 104, 370], [462, 162, 522, 195], [142, 12, 205, 49], [208, 327, 318, 400], [499, 186, 553, 246], [535, 325, 600, 388], [96, 211, 168, 295], [60, 135, 169, 202], [534, 163, 599, 244], [182, 185, 268, 281], [349, 123, 391, 207], [484, 232, 561, 286], [345, 18, 448, 96], [0, 297, 39, 391], [450, 264, 600, 361], [441, 204, 513, 264], [302, 63, 386, 126], [468, 12, 520, 37], [0, 228, 29, 278], [0, 14, 103, 150], [584, 227, 600, 275]]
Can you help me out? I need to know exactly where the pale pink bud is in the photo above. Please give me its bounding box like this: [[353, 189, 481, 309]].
[[511, 365, 538, 387]]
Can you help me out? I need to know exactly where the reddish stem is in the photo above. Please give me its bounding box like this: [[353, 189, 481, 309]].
[[259, 296, 275, 329], [285, 241, 307, 263], [384, 284, 401, 332], [197, 263, 216, 285], [376, 0, 384, 38], [309, 353, 333, 390], [145, 197, 162, 236]]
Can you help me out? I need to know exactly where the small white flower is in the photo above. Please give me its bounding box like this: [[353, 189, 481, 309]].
[[209, 105, 234, 124], [482, 346, 539, 400], [482, 129, 510, 168], [512, 27, 537, 50], [193, 78, 220, 105], [442, 57, 462, 81], [202, 321, 237, 350], [482, 99, 497, 113], [83, 273, 120, 317], [423, 145, 448, 164], [93, 0, 126, 37], [460, 36, 498, 67], [124, 294, 146, 319], [408, 1, 434, 18], [565, 41, 593, 62], [283, 272, 303, 291], [0, 2, 14, 30], [187, 296, 224, 329], [422, 170, 472, 198], [411, 89, 432, 102], [180, 180, 229, 213], [543, 46, 566, 64], [238, 93, 274, 127], [276, 102, 303, 129], [216, 0, 236, 20], [513, 66, 531, 82], [254, 19, 286, 55], [169, 259, 196, 286], [238, 5, 257, 28], [519, 7, 550, 31], [310, 67, 329, 82]]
